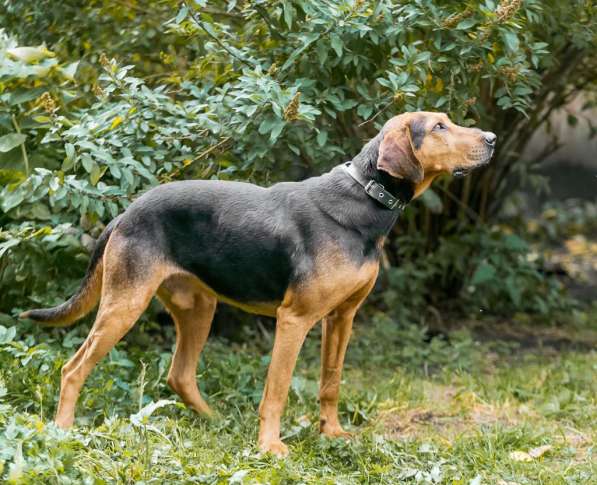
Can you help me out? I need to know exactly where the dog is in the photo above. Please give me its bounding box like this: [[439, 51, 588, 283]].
[[21, 111, 496, 456]]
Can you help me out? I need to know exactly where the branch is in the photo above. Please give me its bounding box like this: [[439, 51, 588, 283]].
[[164, 136, 232, 181], [182, 0, 254, 69], [255, 5, 285, 40], [11, 115, 29, 176], [358, 99, 393, 127]]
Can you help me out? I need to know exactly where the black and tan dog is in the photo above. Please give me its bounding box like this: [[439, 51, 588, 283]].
[[21, 111, 495, 456]]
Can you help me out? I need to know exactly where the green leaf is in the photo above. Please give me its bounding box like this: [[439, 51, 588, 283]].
[[503, 234, 527, 252], [471, 261, 496, 286], [330, 34, 343, 58], [420, 188, 443, 214], [280, 33, 319, 71], [316, 130, 328, 147], [258, 118, 274, 135], [434, 96, 448, 108], [456, 18, 477, 30], [505, 275, 522, 307], [270, 121, 285, 142], [0, 133, 27, 153], [283, 1, 294, 29], [0, 325, 17, 344], [502, 31, 520, 53], [90, 163, 102, 185], [175, 6, 188, 24], [60, 61, 80, 80], [81, 155, 94, 173], [8, 88, 45, 106]]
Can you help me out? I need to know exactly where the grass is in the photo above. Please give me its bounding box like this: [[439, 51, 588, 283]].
[[0, 312, 595, 484]]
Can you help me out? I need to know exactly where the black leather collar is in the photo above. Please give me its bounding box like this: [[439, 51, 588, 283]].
[[341, 162, 407, 211]]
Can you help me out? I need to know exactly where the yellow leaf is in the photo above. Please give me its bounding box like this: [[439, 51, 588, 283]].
[[565, 236, 589, 256], [488, 53, 495, 64], [509, 450, 532, 462], [183, 159, 192, 167], [110, 116, 123, 130]]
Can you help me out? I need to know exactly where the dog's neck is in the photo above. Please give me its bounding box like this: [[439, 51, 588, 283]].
[[350, 132, 416, 203], [311, 133, 417, 260]]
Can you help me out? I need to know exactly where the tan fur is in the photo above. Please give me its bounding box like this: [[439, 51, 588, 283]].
[[54, 234, 175, 428], [158, 275, 216, 416], [257, 246, 379, 456], [413, 172, 442, 198], [19, 259, 103, 327], [162, 267, 279, 317]]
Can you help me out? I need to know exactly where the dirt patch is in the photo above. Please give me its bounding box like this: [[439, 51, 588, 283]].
[[426, 316, 597, 354], [471, 321, 597, 352], [563, 428, 592, 463], [381, 383, 534, 440]]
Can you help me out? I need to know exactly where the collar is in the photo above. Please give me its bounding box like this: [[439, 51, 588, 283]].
[[341, 162, 408, 211]]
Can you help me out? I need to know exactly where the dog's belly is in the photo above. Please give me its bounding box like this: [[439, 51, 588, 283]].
[[161, 271, 281, 317]]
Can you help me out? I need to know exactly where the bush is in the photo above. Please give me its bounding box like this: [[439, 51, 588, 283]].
[[379, 226, 574, 320]]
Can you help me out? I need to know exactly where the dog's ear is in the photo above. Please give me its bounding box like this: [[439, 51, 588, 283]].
[[377, 120, 425, 183]]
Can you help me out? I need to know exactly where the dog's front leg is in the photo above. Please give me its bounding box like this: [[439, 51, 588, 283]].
[[258, 309, 316, 457], [318, 278, 376, 438]]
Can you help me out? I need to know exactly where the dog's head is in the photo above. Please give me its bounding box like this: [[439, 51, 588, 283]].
[[376, 112, 496, 196]]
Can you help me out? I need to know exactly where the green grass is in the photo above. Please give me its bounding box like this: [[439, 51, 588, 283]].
[[0, 315, 595, 484]]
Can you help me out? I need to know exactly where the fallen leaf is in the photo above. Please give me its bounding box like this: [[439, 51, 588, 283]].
[[469, 475, 482, 485], [509, 450, 532, 462], [528, 445, 552, 458]]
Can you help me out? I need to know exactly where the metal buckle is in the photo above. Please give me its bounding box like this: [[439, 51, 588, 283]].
[[363, 178, 404, 211]]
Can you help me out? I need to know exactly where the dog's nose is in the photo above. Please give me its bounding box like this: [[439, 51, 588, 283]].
[[483, 131, 497, 147]]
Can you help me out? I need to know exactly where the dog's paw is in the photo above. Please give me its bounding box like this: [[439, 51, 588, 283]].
[[320, 421, 353, 439], [54, 416, 74, 429], [259, 439, 289, 458]]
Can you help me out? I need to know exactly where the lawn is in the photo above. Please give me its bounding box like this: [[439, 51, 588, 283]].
[[0, 312, 595, 484]]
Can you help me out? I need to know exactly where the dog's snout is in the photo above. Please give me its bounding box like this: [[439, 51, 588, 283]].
[[483, 131, 497, 147]]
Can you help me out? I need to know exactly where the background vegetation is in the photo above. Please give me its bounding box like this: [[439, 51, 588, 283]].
[[0, 0, 595, 483]]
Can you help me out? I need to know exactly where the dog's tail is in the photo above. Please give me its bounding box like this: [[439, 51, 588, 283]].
[[19, 217, 120, 327]]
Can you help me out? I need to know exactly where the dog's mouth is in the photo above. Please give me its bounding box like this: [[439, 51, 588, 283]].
[[453, 147, 495, 177], [452, 160, 490, 178]]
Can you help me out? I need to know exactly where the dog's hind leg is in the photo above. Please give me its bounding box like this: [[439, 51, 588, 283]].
[[158, 279, 216, 416], [54, 237, 169, 429]]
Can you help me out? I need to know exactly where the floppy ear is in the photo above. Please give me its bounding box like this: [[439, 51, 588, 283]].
[[377, 121, 425, 183]]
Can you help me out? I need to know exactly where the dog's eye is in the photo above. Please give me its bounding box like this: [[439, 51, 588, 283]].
[[433, 122, 447, 131]]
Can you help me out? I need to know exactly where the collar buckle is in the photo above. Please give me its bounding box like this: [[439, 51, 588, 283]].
[[342, 162, 408, 211]]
